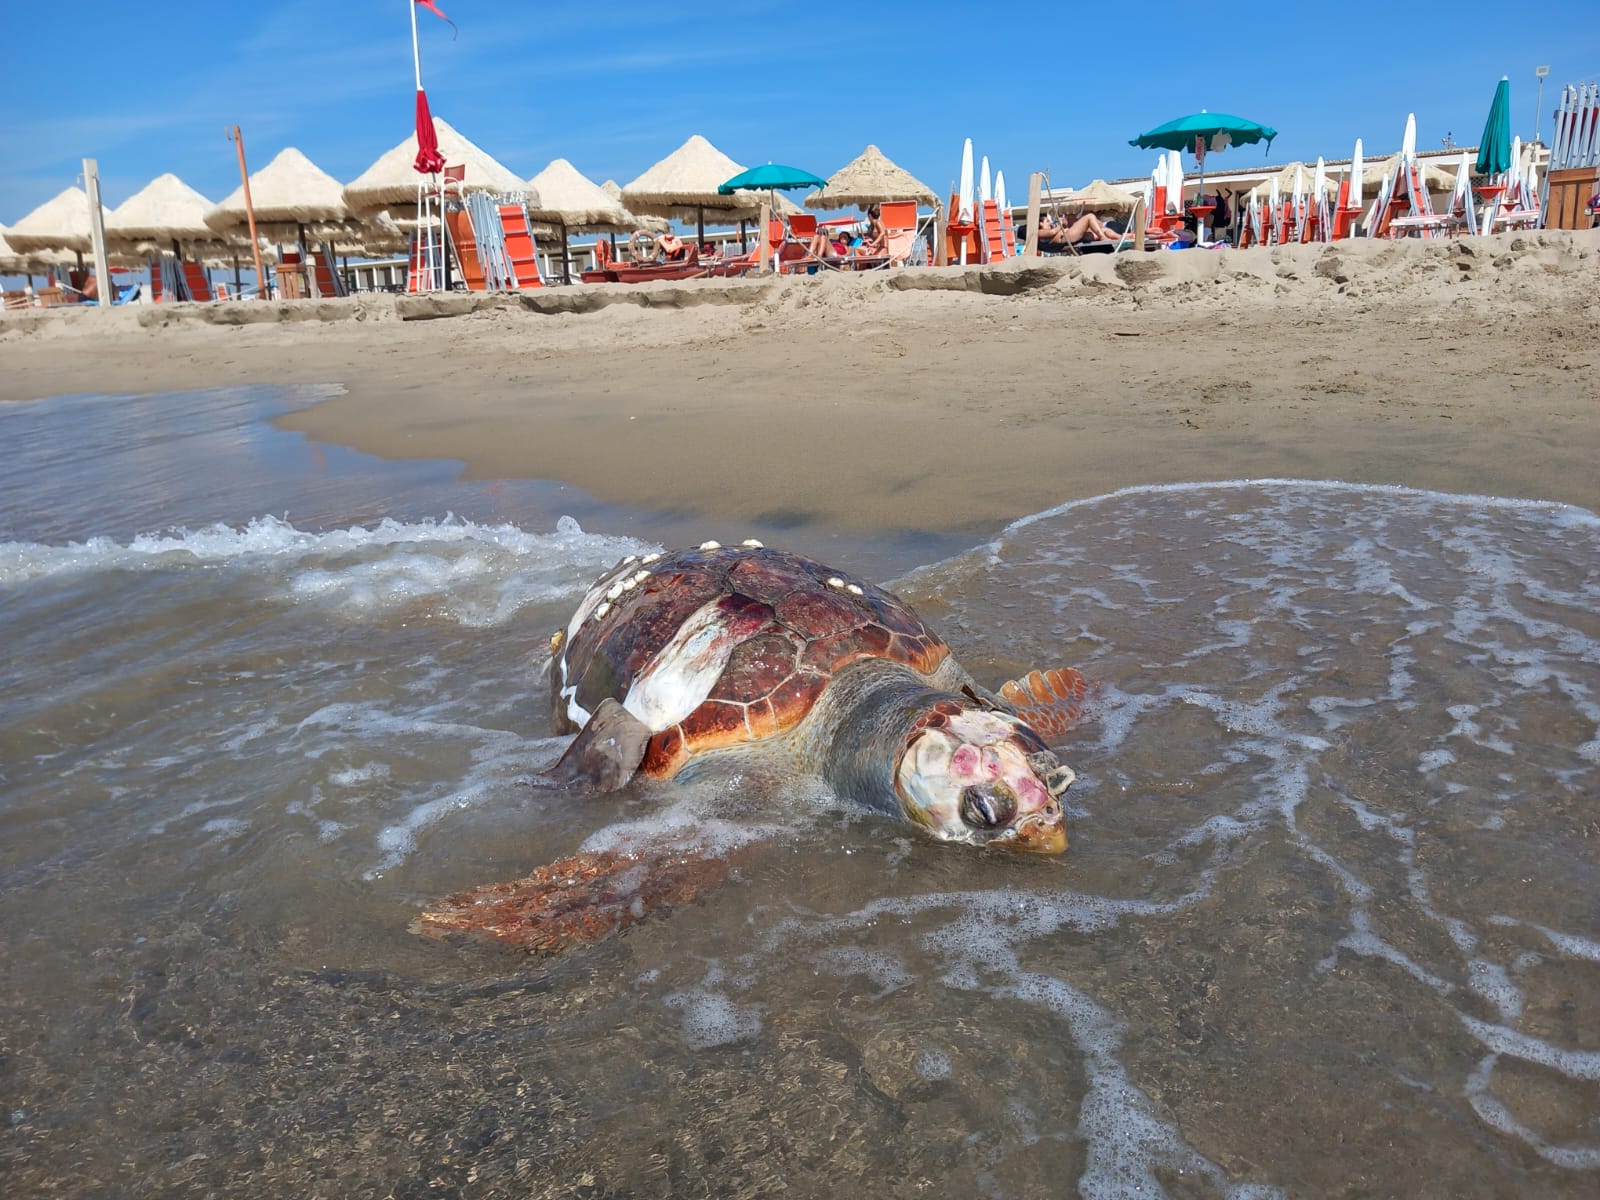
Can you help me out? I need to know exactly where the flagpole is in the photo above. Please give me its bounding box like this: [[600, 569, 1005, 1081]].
[[410, 0, 422, 91]]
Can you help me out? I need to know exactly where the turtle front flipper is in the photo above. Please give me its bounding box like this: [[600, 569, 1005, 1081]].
[[414, 845, 742, 953], [543, 698, 651, 793], [997, 667, 1093, 741]]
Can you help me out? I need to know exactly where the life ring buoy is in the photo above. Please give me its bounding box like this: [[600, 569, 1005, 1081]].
[[628, 229, 656, 263]]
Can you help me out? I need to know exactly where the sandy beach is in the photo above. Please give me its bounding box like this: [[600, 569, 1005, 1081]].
[[5, 230, 1598, 536]]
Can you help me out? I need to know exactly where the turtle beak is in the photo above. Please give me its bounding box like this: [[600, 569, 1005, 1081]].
[[1002, 809, 1068, 855]]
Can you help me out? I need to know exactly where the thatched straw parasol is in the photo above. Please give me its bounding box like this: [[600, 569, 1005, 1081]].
[[1361, 153, 1454, 192], [343, 117, 532, 212], [1061, 178, 1137, 212], [622, 134, 765, 243], [528, 159, 632, 230], [204, 147, 352, 236], [601, 180, 669, 234], [526, 159, 637, 284], [0, 223, 50, 274], [7, 187, 93, 255], [105, 173, 227, 253], [805, 144, 937, 210]]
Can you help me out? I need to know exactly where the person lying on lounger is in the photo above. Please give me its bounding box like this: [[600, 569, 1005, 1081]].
[[1037, 211, 1119, 246], [807, 228, 842, 262]]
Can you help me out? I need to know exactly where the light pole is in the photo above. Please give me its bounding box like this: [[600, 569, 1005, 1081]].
[[1534, 65, 1550, 144]]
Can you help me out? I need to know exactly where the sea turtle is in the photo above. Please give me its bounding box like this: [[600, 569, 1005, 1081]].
[[420, 541, 1090, 951]]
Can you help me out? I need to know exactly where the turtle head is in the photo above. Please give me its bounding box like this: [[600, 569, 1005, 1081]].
[[894, 705, 1073, 854]]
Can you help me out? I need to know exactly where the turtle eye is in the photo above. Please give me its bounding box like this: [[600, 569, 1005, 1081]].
[[959, 786, 1016, 830]]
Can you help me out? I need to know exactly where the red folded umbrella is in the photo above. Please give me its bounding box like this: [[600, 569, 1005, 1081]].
[[413, 89, 445, 175]]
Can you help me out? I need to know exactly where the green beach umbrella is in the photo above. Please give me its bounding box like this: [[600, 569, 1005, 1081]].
[[1129, 111, 1277, 154], [717, 163, 826, 195], [1475, 77, 1513, 176], [1131, 111, 1276, 230]]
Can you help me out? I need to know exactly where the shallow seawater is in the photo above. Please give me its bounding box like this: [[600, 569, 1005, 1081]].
[[2, 387, 1598, 1198]]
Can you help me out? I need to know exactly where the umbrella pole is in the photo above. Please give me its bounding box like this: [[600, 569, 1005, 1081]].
[[697, 207, 705, 253], [561, 218, 571, 286], [229, 125, 266, 300], [233, 255, 242, 297]]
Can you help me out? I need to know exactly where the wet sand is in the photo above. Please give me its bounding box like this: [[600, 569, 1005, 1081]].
[[5, 229, 1598, 535]]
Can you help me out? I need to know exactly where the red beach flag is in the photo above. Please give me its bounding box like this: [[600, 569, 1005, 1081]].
[[415, 0, 450, 21], [414, 88, 445, 175]]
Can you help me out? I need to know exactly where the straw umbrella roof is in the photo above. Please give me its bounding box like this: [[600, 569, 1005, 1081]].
[[205, 147, 351, 234], [0, 223, 44, 273], [620, 135, 764, 220], [105, 173, 219, 244], [1361, 153, 1455, 191], [527, 159, 632, 231], [1254, 162, 1337, 199], [806, 144, 937, 210], [601, 180, 669, 234], [7, 187, 93, 254], [343, 117, 532, 211], [1062, 178, 1137, 211]]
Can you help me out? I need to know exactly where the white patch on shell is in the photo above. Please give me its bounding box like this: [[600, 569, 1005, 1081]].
[[594, 600, 611, 619], [827, 577, 845, 588], [741, 539, 763, 548], [606, 582, 625, 600], [622, 597, 747, 731], [699, 541, 722, 551], [642, 553, 662, 563], [846, 583, 864, 595]]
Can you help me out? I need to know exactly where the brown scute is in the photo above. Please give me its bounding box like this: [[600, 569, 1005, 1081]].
[[641, 724, 688, 777], [764, 669, 829, 727], [681, 698, 756, 751], [802, 623, 891, 671], [776, 588, 865, 638], [887, 632, 949, 675], [715, 632, 801, 701], [726, 556, 807, 604], [744, 696, 781, 741]]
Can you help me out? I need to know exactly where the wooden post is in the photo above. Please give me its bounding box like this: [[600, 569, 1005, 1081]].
[[229, 126, 266, 298], [82, 158, 113, 308], [1024, 172, 1043, 257], [757, 197, 771, 271], [934, 200, 948, 266], [1134, 196, 1147, 251]]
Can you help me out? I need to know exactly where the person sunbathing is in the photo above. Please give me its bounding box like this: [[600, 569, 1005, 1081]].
[[1037, 211, 1118, 246], [652, 233, 689, 261]]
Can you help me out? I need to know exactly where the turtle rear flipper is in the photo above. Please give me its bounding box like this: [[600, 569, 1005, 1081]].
[[543, 698, 651, 793], [415, 846, 741, 953], [998, 667, 1093, 741]]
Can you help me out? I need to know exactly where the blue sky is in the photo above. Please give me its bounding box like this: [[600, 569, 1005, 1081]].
[[6, 1, 1595, 224]]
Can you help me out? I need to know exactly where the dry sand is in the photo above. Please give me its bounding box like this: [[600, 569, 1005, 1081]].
[[5, 229, 1597, 540]]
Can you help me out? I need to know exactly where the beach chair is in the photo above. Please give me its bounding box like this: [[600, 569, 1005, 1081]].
[[783, 212, 826, 272], [181, 260, 214, 301], [880, 202, 919, 266], [496, 204, 544, 288]]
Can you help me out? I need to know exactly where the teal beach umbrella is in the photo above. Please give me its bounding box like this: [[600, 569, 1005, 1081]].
[[1475, 77, 1513, 176], [1130, 111, 1276, 227], [1129, 111, 1277, 154], [717, 163, 827, 195]]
